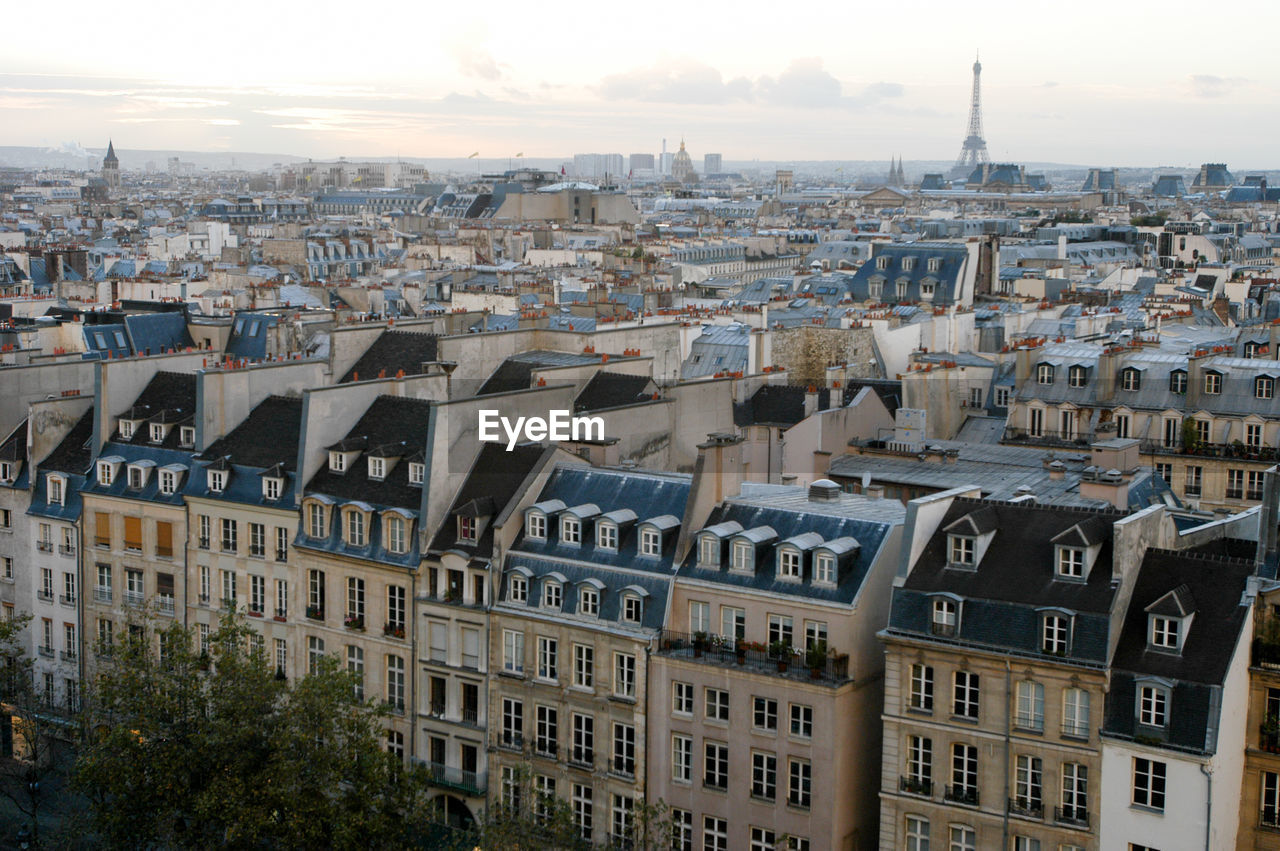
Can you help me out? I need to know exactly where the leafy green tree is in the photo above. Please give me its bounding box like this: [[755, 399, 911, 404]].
[[73, 612, 434, 849]]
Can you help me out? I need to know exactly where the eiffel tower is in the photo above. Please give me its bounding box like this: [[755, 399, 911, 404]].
[[953, 53, 990, 176]]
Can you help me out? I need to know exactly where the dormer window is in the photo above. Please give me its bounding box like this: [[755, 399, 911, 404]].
[[920, 281, 935, 300], [1204, 372, 1222, 395], [509, 573, 528, 604], [306, 502, 326, 538], [1169, 370, 1187, 394], [385, 515, 407, 554], [526, 512, 547, 540], [118, 420, 135, 439], [1036, 364, 1054, 385], [597, 522, 617, 550], [208, 469, 226, 493], [408, 462, 424, 485], [543, 580, 562, 609], [1137, 682, 1169, 728], [814, 553, 836, 585], [640, 527, 661, 556], [949, 535, 975, 568], [1057, 546, 1085, 579], [731, 540, 753, 573], [1121, 368, 1141, 392], [127, 465, 146, 490], [895, 278, 908, 299], [927, 257, 941, 273], [368, 457, 385, 480], [179, 426, 195, 448], [47, 476, 64, 505], [97, 461, 116, 486], [328, 451, 347, 473], [902, 257, 916, 272], [698, 535, 719, 567], [622, 595, 642, 623], [561, 516, 580, 545], [778, 548, 801, 581], [579, 587, 599, 616], [458, 516, 477, 542], [1041, 612, 1071, 655], [344, 509, 366, 546], [1150, 617, 1179, 651], [868, 278, 884, 299], [931, 597, 958, 637], [159, 469, 178, 495], [876, 256, 889, 271], [149, 423, 166, 443], [1068, 366, 1087, 388], [1257, 376, 1275, 400], [263, 477, 282, 501], [0, 462, 12, 483]]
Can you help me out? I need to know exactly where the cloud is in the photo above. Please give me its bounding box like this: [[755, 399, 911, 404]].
[[598, 60, 752, 105], [1189, 74, 1244, 98], [448, 43, 503, 81], [757, 58, 843, 107]]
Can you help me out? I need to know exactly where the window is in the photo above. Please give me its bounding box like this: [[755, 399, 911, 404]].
[[751, 751, 777, 800], [220, 518, 237, 552], [1132, 758, 1166, 811], [1250, 470, 1266, 501], [47, 476, 64, 505], [673, 681, 694, 714], [688, 600, 710, 634], [1037, 364, 1054, 385], [953, 671, 979, 719], [1068, 366, 1087, 388], [1028, 407, 1044, 438], [804, 620, 827, 651], [767, 613, 793, 648], [1015, 680, 1044, 731], [789, 703, 812, 738], [1225, 466, 1243, 498], [671, 808, 693, 851], [307, 569, 325, 617], [580, 587, 601, 616], [932, 598, 958, 637], [501, 629, 524, 674], [949, 536, 974, 567], [573, 643, 593, 688], [949, 825, 976, 851], [307, 636, 325, 675], [275, 527, 289, 562], [778, 548, 801, 580], [721, 606, 745, 641], [407, 461, 424, 485], [1015, 755, 1043, 813], [526, 511, 546, 539], [705, 687, 729, 722], [97, 461, 114, 486], [572, 784, 593, 841], [1138, 685, 1168, 727], [219, 569, 236, 607], [613, 652, 636, 698], [249, 575, 265, 614], [179, 426, 195, 447], [622, 595, 642, 623], [1155, 462, 1172, 484], [950, 743, 977, 801], [456, 515, 476, 543], [347, 646, 364, 700], [698, 535, 719, 567], [382, 515, 406, 554], [118, 420, 134, 439], [345, 510, 366, 546], [244, 522, 263, 558], [208, 469, 226, 493], [509, 573, 527, 603], [1263, 771, 1280, 828], [1116, 413, 1130, 438], [753, 696, 778, 731], [1247, 423, 1263, 450], [536, 705, 558, 756], [543, 580, 562, 609], [1042, 614, 1069, 654], [1121, 368, 1141, 391], [501, 766, 521, 813], [1151, 616, 1179, 650], [1062, 687, 1090, 738], [1258, 376, 1276, 400], [704, 816, 728, 851], [789, 758, 812, 809], [1184, 465, 1202, 497], [672, 734, 693, 782], [1204, 372, 1222, 394], [367, 457, 385, 480], [158, 469, 177, 495], [814, 553, 836, 584], [1057, 547, 1084, 578], [640, 527, 661, 556], [537, 636, 558, 681], [346, 577, 365, 622], [307, 503, 326, 538], [561, 516, 580, 544], [611, 794, 633, 845], [909, 664, 934, 712], [704, 741, 728, 789], [731, 540, 753, 572], [612, 722, 636, 776], [1012, 838, 1039, 851], [596, 522, 617, 550], [1162, 417, 1180, 449], [1170, 370, 1187, 394], [906, 735, 932, 789], [572, 713, 594, 765], [328, 451, 346, 472], [876, 255, 889, 270], [1061, 763, 1087, 822], [123, 516, 142, 552]]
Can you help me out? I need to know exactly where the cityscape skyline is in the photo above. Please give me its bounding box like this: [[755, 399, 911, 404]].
[[2, 0, 1277, 167]]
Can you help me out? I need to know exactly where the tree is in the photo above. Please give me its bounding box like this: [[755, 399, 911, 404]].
[[73, 612, 435, 849]]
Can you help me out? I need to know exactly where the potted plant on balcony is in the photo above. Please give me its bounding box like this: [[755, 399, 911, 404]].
[[806, 640, 828, 679], [305, 605, 323, 620], [343, 614, 365, 631], [770, 641, 792, 672], [383, 622, 405, 639], [693, 631, 707, 657], [735, 641, 747, 665]]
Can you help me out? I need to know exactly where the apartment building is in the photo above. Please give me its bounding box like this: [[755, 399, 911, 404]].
[[186, 396, 304, 676], [1099, 547, 1254, 850], [294, 395, 433, 759], [1004, 342, 1280, 511], [878, 492, 1159, 851], [416, 442, 556, 828], [82, 372, 199, 661], [489, 465, 691, 847], [1243, 581, 1280, 848], [650, 479, 906, 851]]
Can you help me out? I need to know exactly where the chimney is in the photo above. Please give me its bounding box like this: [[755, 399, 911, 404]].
[[1048, 460, 1065, 480], [1079, 465, 1130, 510], [1014, 346, 1035, 386], [1256, 465, 1280, 574], [863, 483, 885, 500], [803, 385, 821, 417], [1095, 346, 1117, 403]]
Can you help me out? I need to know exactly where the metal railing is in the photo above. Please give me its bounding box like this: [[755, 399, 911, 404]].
[[59, 544, 76, 557], [156, 596, 176, 616], [945, 785, 978, 806], [1061, 721, 1090, 740], [1008, 798, 1044, 820], [654, 629, 850, 683], [418, 760, 486, 796], [93, 588, 112, 603], [59, 593, 76, 607], [124, 590, 144, 606], [1054, 806, 1089, 828], [37, 541, 53, 553], [1003, 427, 1093, 448], [899, 776, 932, 796]]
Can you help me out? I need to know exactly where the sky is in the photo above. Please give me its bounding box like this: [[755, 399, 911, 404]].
[[2, 0, 1277, 168]]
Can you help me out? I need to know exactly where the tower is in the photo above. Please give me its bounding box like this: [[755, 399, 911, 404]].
[[102, 140, 120, 190], [953, 55, 990, 175]]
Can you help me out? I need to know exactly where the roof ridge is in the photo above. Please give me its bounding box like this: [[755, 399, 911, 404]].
[[1145, 546, 1255, 568]]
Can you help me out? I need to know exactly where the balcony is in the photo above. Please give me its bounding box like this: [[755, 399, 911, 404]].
[[38, 645, 54, 658], [37, 541, 53, 553], [428, 702, 446, 719], [1003, 426, 1093, 449], [1008, 798, 1044, 820], [343, 615, 365, 632], [274, 607, 287, 622], [1260, 722, 1280, 753], [59, 594, 76, 607], [497, 733, 523, 752], [219, 539, 236, 553], [60, 650, 77, 662], [944, 786, 979, 806], [124, 591, 144, 607], [1261, 808, 1280, 831], [1061, 721, 1090, 740], [1054, 806, 1089, 829], [460, 706, 479, 726], [93, 587, 112, 603], [569, 749, 594, 770], [36, 590, 53, 603], [198, 593, 210, 607], [156, 545, 173, 559], [305, 605, 324, 621], [156, 596, 176, 616], [197, 537, 210, 550], [654, 629, 850, 685], [930, 622, 957, 638], [59, 544, 75, 557], [1139, 438, 1280, 462], [533, 742, 559, 761], [611, 759, 636, 780], [899, 776, 932, 797], [417, 760, 486, 797], [383, 622, 406, 640], [220, 597, 236, 610], [1014, 714, 1044, 733], [275, 549, 288, 563]]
